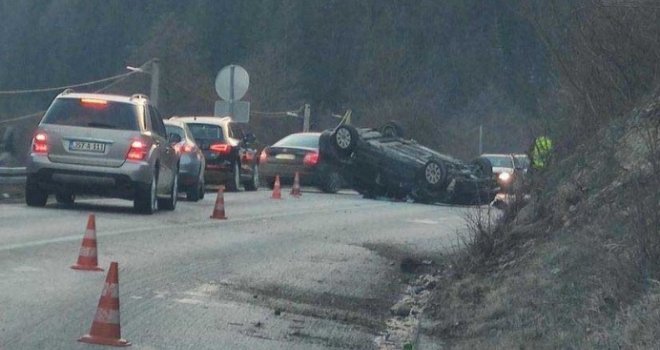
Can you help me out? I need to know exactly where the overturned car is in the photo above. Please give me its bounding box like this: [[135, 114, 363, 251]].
[[319, 123, 497, 204]]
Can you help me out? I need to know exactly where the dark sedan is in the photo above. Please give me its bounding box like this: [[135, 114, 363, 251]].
[[165, 120, 205, 201], [259, 132, 345, 193]]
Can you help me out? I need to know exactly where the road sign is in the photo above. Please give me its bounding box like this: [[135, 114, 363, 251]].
[[215, 65, 249, 101], [215, 101, 250, 123]]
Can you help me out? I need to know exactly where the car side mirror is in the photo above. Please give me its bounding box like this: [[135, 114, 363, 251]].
[[168, 133, 182, 144]]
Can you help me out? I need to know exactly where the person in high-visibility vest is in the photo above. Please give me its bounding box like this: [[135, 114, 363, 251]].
[[529, 136, 553, 170]]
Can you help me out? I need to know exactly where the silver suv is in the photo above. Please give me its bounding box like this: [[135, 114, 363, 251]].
[[26, 91, 179, 214]]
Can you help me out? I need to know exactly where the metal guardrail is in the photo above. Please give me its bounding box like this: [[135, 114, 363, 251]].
[[0, 167, 26, 185]]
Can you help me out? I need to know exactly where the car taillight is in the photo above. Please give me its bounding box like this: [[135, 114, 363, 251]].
[[210, 142, 232, 155], [174, 142, 196, 154], [303, 151, 319, 166], [32, 132, 48, 154], [259, 149, 268, 163], [126, 140, 149, 161]]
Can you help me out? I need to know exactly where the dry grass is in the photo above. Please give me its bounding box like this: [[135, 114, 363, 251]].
[[424, 98, 660, 348]]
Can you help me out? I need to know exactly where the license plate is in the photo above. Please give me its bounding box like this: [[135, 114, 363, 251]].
[[275, 154, 295, 160], [69, 141, 106, 153]]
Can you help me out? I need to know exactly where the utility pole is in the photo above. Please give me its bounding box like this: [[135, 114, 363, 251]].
[[478, 125, 483, 155], [303, 104, 311, 132], [150, 58, 160, 109]]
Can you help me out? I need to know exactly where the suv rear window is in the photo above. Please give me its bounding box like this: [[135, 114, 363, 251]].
[[42, 98, 139, 130], [187, 123, 224, 141]]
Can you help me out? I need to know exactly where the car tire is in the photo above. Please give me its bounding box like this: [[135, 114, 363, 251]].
[[320, 171, 342, 193], [379, 121, 404, 138], [159, 171, 178, 210], [225, 162, 240, 192], [135, 172, 158, 214], [55, 192, 75, 206], [25, 175, 48, 207], [332, 125, 358, 156], [199, 178, 205, 199], [473, 157, 493, 178], [244, 164, 259, 191]]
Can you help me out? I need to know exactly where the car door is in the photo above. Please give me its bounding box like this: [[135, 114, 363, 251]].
[[148, 106, 175, 193]]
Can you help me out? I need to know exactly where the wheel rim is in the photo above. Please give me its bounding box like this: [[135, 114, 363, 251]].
[[252, 165, 259, 188], [425, 162, 443, 185], [150, 177, 157, 211], [336, 128, 352, 149], [172, 173, 178, 207], [234, 163, 240, 188]]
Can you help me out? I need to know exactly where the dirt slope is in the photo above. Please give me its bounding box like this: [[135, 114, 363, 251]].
[[421, 94, 660, 349]]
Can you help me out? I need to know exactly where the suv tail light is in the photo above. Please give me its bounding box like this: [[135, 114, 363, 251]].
[[32, 132, 48, 154], [259, 149, 268, 164], [303, 151, 319, 166], [210, 142, 232, 155], [126, 139, 150, 161]]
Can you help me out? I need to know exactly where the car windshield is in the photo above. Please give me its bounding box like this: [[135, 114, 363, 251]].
[[187, 123, 224, 141], [273, 133, 320, 149], [42, 98, 139, 130], [484, 155, 514, 168]]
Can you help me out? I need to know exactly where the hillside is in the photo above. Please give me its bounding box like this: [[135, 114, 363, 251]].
[[420, 93, 660, 348]]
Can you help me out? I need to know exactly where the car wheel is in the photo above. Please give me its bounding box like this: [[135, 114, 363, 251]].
[[473, 157, 493, 178], [244, 164, 259, 191], [422, 160, 447, 189], [225, 162, 240, 192], [379, 121, 404, 138], [332, 125, 358, 155], [265, 177, 275, 189], [199, 178, 205, 199], [159, 171, 178, 210], [55, 192, 75, 206], [25, 175, 48, 207], [135, 172, 158, 214], [321, 171, 342, 193]]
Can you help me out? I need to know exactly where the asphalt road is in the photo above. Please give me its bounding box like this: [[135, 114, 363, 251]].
[[0, 188, 469, 349]]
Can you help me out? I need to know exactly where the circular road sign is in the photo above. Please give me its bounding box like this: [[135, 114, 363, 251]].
[[215, 65, 249, 101]]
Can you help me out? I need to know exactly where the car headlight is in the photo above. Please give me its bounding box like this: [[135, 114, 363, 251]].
[[498, 172, 512, 182]]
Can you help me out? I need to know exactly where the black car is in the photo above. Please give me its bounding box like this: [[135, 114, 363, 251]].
[[259, 132, 345, 193], [319, 123, 496, 204], [169, 116, 259, 192]]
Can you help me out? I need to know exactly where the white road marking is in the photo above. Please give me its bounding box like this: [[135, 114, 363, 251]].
[[405, 219, 440, 225], [0, 202, 391, 252]]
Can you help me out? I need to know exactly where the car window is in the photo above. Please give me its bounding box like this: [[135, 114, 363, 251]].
[[273, 134, 320, 149], [165, 125, 185, 140], [484, 155, 514, 168], [513, 155, 530, 168], [42, 98, 139, 130], [148, 106, 167, 138], [187, 123, 225, 141]]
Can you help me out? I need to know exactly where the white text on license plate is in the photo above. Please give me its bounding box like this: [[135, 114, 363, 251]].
[[70, 141, 106, 153]]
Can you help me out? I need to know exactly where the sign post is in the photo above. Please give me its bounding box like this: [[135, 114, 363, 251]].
[[214, 65, 250, 122]]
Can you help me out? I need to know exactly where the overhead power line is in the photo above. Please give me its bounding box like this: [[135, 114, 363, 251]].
[[0, 71, 138, 95]]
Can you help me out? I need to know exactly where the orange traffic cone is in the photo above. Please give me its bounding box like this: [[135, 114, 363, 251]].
[[71, 214, 103, 271], [290, 172, 302, 197], [271, 175, 282, 199], [79, 261, 130, 347], [210, 186, 227, 219]]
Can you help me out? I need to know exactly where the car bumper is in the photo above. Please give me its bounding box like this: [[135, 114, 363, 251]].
[[260, 163, 318, 186], [26, 155, 154, 199]]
